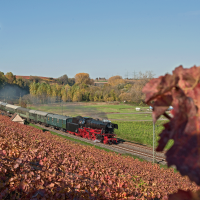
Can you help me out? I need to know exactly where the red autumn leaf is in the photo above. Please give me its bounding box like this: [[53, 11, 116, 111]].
[[39, 160, 44, 166], [47, 183, 54, 188], [13, 163, 19, 169], [75, 184, 80, 189], [108, 180, 112, 185]]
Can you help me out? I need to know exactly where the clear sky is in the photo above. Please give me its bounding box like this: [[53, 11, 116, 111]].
[[0, 0, 200, 79]]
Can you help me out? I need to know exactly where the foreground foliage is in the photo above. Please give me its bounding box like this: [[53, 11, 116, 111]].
[[0, 116, 199, 199], [142, 65, 200, 199]]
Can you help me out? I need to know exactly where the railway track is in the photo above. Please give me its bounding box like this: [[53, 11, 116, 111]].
[[34, 123, 167, 165]]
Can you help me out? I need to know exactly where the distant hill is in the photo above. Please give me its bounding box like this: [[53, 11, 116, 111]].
[[15, 75, 55, 80]]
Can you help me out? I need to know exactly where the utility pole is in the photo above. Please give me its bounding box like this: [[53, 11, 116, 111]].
[[125, 71, 129, 79], [133, 71, 137, 80], [153, 122, 155, 164]]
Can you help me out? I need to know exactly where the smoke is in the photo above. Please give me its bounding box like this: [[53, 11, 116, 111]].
[[30, 100, 108, 120], [0, 84, 29, 102], [62, 103, 108, 119]]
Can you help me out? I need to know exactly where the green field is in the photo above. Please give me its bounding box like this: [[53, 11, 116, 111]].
[[113, 120, 173, 150], [107, 113, 153, 120], [29, 102, 172, 150]]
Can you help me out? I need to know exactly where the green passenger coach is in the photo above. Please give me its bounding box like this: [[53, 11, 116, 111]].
[[0, 102, 7, 111], [34, 110, 48, 124], [29, 110, 37, 122], [16, 107, 30, 119], [5, 104, 20, 114], [47, 113, 70, 130]]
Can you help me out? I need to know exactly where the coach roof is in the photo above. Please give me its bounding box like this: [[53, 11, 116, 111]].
[[29, 110, 37, 114], [17, 107, 30, 112], [47, 113, 70, 120], [0, 102, 7, 106], [6, 104, 20, 109], [34, 110, 49, 116]]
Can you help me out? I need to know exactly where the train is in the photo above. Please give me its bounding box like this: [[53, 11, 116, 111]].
[[0, 101, 118, 144]]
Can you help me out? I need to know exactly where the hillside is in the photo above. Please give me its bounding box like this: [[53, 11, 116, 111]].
[[0, 115, 199, 199]]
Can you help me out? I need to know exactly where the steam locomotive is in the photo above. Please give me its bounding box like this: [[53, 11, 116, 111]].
[[0, 101, 118, 144]]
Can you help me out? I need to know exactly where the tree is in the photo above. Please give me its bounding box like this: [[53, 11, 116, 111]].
[[75, 73, 92, 85], [46, 84, 52, 97], [0, 72, 7, 86], [108, 75, 125, 86], [68, 78, 75, 86], [5, 72, 16, 84], [16, 77, 27, 88], [57, 74, 69, 85], [29, 82, 39, 96]]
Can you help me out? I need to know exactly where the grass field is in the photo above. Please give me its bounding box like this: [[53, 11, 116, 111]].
[[29, 102, 172, 150], [113, 120, 173, 150], [107, 113, 153, 120]]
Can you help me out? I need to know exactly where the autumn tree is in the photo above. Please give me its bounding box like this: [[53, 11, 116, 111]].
[[5, 72, 16, 84], [16, 77, 27, 88], [57, 74, 69, 85], [108, 75, 125, 86], [46, 84, 52, 97], [0, 72, 7, 86], [29, 82, 39, 96], [68, 78, 75, 86], [75, 73, 92, 85]]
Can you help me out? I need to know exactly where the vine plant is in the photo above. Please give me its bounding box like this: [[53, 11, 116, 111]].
[[142, 65, 200, 199]]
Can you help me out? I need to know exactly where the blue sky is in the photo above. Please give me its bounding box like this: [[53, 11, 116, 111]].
[[0, 0, 200, 79]]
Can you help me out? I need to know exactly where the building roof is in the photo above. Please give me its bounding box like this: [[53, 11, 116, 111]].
[[10, 113, 24, 122]]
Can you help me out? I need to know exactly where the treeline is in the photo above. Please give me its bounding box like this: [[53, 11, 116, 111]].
[[0, 72, 29, 89], [29, 72, 154, 104], [0, 71, 154, 104], [0, 72, 75, 104]]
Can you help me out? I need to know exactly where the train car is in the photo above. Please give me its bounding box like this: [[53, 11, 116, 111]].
[[46, 113, 70, 130], [0, 102, 7, 111], [29, 110, 49, 124], [34, 110, 49, 124], [29, 110, 37, 122], [16, 107, 30, 120], [5, 104, 20, 114]]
